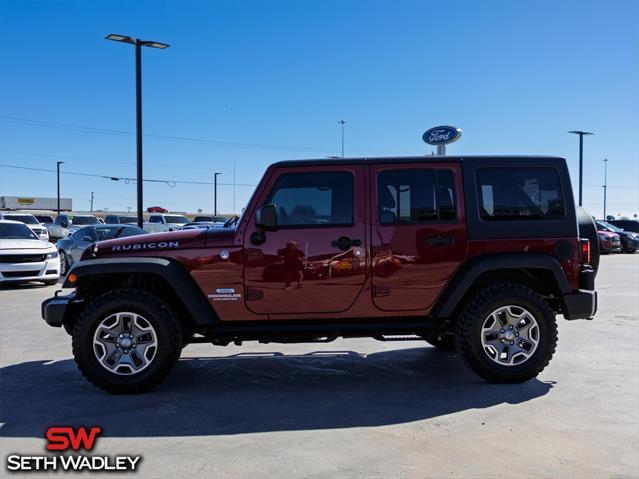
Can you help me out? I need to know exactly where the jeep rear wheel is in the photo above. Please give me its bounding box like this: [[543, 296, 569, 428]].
[[72, 289, 182, 394], [455, 283, 557, 383]]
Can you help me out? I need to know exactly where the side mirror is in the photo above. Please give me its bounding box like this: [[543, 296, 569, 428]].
[[255, 204, 277, 232]]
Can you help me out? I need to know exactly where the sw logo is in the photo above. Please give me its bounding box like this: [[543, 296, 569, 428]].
[[5, 426, 141, 472], [46, 426, 102, 451]]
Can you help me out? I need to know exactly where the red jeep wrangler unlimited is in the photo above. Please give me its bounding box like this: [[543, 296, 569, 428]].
[[42, 156, 598, 393]]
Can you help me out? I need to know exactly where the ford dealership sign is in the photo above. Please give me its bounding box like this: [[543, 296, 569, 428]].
[[422, 126, 462, 145]]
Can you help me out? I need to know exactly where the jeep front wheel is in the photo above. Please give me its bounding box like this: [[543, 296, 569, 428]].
[[72, 289, 182, 394], [455, 283, 557, 383]]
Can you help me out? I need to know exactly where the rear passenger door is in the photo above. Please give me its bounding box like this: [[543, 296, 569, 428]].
[[370, 163, 467, 312]]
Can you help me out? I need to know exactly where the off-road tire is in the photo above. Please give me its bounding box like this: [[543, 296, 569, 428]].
[[423, 331, 455, 351], [455, 283, 557, 383], [72, 289, 182, 394]]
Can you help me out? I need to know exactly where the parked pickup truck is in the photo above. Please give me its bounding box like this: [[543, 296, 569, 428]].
[[42, 156, 598, 393], [48, 214, 100, 241], [143, 214, 191, 233]]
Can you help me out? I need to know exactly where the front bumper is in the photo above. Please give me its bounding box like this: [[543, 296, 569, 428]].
[[41, 291, 81, 328], [562, 289, 597, 320], [0, 258, 60, 283]]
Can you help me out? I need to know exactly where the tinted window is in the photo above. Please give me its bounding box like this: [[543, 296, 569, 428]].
[[73, 227, 95, 241], [477, 168, 564, 221], [36, 215, 53, 224], [378, 169, 456, 224], [72, 216, 99, 225], [5, 214, 39, 225], [165, 215, 190, 223], [0, 223, 38, 239], [265, 172, 353, 227], [149, 216, 162, 223], [104, 216, 117, 224]]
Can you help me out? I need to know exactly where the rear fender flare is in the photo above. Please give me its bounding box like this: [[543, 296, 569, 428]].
[[430, 253, 571, 318]]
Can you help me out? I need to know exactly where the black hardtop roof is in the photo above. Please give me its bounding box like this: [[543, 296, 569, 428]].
[[272, 155, 566, 168]]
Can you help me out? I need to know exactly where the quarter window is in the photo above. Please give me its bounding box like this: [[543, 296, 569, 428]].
[[265, 172, 353, 227], [477, 167, 564, 221], [377, 169, 456, 224]]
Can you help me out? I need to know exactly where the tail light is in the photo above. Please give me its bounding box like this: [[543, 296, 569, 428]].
[[580, 239, 591, 264]]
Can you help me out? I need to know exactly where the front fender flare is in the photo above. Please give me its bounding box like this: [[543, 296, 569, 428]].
[[64, 257, 218, 324]]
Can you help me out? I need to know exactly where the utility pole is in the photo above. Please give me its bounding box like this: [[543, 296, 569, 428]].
[[233, 160, 236, 214], [214, 172, 221, 216], [56, 161, 64, 214], [603, 158, 608, 220], [90, 192, 95, 212], [338, 120, 347, 158], [568, 130, 594, 206]]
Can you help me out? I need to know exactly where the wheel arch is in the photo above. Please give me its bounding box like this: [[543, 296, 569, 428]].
[[430, 254, 571, 319], [63, 258, 219, 330]]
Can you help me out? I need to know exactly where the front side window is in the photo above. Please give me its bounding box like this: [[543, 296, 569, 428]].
[[377, 169, 456, 224], [477, 167, 564, 221], [265, 171, 353, 227], [149, 216, 162, 223], [73, 227, 95, 241]]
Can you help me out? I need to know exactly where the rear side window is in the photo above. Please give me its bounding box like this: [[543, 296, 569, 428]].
[[377, 169, 456, 224], [265, 171, 353, 227], [477, 167, 564, 221]]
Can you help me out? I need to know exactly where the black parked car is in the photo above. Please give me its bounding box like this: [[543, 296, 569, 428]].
[[608, 219, 639, 234], [56, 224, 145, 275], [596, 221, 639, 254]]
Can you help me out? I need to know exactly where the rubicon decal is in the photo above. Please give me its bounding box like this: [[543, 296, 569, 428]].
[[5, 426, 142, 473], [112, 241, 179, 251]]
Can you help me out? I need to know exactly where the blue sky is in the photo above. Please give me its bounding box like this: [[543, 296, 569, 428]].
[[1, 0, 637, 217]]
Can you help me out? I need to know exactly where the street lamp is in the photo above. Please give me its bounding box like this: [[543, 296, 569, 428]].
[[338, 120, 347, 158], [56, 161, 64, 214], [603, 158, 608, 220], [105, 33, 170, 228], [568, 130, 594, 206], [214, 172, 221, 217]]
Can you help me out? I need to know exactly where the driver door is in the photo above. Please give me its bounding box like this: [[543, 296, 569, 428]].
[[243, 165, 367, 316]]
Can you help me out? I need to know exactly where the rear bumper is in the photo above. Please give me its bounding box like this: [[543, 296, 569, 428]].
[[41, 291, 80, 328], [562, 289, 597, 320]]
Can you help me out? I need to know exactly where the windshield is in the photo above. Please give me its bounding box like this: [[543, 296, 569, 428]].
[[36, 216, 53, 224], [4, 215, 39, 225], [0, 223, 39, 239], [599, 221, 624, 233], [95, 226, 144, 240], [165, 215, 190, 223], [72, 216, 99, 225]]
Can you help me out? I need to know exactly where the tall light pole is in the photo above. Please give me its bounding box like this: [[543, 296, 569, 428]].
[[56, 161, 64, 214], [603, 158, 608, 220], [105, 34, 170, 228], [568, 130, 594, 206], [214, 172, 221, 217], [338, 119, 347, 158]]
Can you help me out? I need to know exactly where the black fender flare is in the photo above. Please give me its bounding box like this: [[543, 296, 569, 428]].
[[64, 257, 219, 325], [430, 253, 571, 318]]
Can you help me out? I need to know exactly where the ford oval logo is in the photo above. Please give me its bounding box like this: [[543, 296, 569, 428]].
[[422, 126, 462, 145]]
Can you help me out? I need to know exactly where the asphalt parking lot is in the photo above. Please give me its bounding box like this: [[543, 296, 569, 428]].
[[0, 255, 638, 478]]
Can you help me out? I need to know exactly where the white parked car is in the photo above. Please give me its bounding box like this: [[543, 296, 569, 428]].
[[145, 214, 190, 233], [0, 220, 60, 285], [0, 212, 50, 241]]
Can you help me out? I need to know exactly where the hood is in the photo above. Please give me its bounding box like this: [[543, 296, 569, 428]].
[[205, 227, 236, 247], [93, 229, 208, 257], [0, 239, 54, 251]]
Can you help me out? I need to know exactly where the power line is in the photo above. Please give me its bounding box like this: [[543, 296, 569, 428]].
[[0, 115, 335, 153], [0, 163, 257, 187]]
